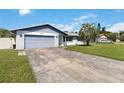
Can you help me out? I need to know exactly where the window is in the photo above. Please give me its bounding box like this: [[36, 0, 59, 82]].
[[66, 36, 73, 41], [63, 36, 65, 42]]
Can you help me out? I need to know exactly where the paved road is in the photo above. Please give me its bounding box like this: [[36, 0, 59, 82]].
[[26, 48, 124, 83]]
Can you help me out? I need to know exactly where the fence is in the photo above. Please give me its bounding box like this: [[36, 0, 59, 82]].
[[0, 38, 15, 49]]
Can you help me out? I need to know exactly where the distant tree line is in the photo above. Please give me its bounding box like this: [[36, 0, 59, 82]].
[[100, 30, 124, 42], [0, 28, 15, 38], [79, 22, 124, 46]]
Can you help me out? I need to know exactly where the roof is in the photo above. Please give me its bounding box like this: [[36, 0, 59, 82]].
[[99, 34, 108, 38], [64, 31, 79, 36], [11, 24, 67, 35]]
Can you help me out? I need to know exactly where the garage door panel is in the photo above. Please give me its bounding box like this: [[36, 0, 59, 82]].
[[25, 35, 55, 49]]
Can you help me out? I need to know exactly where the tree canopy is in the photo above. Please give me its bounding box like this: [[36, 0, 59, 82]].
[[79, 23, 97, 46], [0, 28, 15, 38]]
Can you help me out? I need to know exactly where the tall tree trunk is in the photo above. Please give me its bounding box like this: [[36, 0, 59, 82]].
[[86, 40, 90, 46]]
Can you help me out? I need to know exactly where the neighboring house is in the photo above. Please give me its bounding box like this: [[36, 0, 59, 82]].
[[97, 34, 112, 43], [0, 38, 15, 49]]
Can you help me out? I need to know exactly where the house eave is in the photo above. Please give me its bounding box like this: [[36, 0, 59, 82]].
[[10, 24, 67, 36]]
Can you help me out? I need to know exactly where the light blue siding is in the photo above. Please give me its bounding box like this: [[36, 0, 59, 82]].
[[24, 27, 59, 34], [25, 35, 55, 49]]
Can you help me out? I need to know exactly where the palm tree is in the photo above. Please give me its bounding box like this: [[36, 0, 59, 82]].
[[97, 23, 101, 32], [79, 23, 97, 46], [96, 23, 101, 38], [101, 27, 106, 32]]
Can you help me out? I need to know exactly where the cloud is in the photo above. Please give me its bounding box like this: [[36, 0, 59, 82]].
[[89, 14, 97, 18], [74, 14, 97, 22], [107, 22, 124, 32], [49, 14, 97, 32], [74, 15, 89, 21], [73, 14, 97, 26], [51, 24, 74, 31], [19, 9, 31, 16]]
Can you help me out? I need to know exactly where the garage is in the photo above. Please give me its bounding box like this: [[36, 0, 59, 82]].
[[25, 35, 55, 49], [11, 24, 67, 50]]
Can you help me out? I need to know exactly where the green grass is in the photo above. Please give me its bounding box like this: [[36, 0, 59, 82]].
[[66, 44, 124, 61], [0, 49, 36, 83]]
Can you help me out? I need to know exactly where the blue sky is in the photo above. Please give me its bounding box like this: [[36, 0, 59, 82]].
[[0, 9, 124, 32]]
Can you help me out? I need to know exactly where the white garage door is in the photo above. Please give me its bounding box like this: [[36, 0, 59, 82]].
[[25, 35, 55, 49]]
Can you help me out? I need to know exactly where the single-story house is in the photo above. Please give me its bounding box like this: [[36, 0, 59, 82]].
[[96, 34, 112, 43], [11, 24, 82, 50]]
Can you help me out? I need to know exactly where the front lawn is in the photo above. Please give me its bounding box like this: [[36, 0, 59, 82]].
[[0, 50, 36, 83], [66, 44, 124, 61]]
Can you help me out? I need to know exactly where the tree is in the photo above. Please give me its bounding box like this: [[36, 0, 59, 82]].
[[79, 23, 97, 46], [120, 31, 124, 41], [101, 27, 106, 32], [110, 33, 118, 42], [97, 23, 101, 32], [0, 28, 15, 38], [120, 34, 124, 41], [120, 31, 124, 35], [96, 23, 101, 40]]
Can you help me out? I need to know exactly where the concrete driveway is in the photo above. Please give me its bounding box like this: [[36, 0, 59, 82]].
[[26, 48, 124, 83]]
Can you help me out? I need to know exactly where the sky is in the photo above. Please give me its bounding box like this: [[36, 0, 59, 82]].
[[1, 9, 124, 32]]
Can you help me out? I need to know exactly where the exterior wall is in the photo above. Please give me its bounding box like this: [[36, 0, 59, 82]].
[[66, 36, 83, 45], [96, 36, 112, 43], [54, 35, 59, 47], [66, 41, 83, 45], [59, 35, 63, 46], [21, 27, 61, 34], [59, 35, 66, 46], [16, 27, 64, 49], [0, 38, 15, 49], [72, 37, 78, 41], [16, 31, 25, 50]]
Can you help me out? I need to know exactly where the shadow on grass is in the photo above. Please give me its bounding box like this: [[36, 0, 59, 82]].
[[76, 44, 92, 46]]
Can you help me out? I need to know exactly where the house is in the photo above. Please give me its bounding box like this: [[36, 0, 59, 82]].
[[11, 24, 82, 50], [64, 31, 83, 45], [97, 34, 112, 43]]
